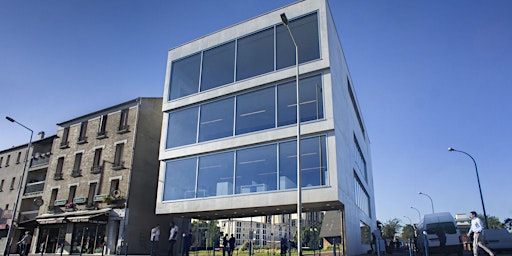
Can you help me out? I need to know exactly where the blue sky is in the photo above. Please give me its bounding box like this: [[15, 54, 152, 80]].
[[1, 0, 511, 224]]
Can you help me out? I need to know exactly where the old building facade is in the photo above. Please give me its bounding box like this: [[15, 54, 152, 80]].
[[32, 97, 178, 255]]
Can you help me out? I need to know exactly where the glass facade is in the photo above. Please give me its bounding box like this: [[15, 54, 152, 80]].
[[168, 12, 320, 100], [166, 75, 323, 148], [163, 135, 327, 201], [354, 173, 370, 217]]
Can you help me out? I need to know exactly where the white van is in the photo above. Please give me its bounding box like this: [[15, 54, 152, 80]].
[[417, 212, 463, 256]]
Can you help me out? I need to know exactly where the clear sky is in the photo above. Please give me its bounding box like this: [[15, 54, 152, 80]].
[[1, 0, 511, 224]]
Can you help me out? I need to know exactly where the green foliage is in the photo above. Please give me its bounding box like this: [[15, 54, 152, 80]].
[[401, 224, 415, 240], [478, 214, 504, 229], [381, 218, 402, 241], [191, 220, 221, 247], [504, 218, 512, 231]]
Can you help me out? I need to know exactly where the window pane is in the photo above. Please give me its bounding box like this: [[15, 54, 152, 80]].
[[198, 97, 234, 142], [236, 28, 274, 81], [277, 75, 323, 126], [277, 81, 297, 126], [276, 13, 320, 69], [197, 152, 234, 197], [299, 75, 324, 122], [201, 41, 235, 91], [164, 158, 197, 200], [236, 144, 277, 194], [301, 136, 327, 187], [169, 53, 201, 100], [166, 107, 198, 148], [278, 140, 297, 190], [235, 87, 275, 135]]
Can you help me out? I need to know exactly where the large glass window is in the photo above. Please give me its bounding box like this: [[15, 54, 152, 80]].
[[169, 53, 201, 100], [201, 41, 235, 91], [235, 87, 275, 135], [164, 158, 197, 200], [276, 13, 320, 69], [168, 13, 320, 101], [299, 75, 324, 122], [197, 152, 234, 197], [300, 136, 327, 187], [166, 107, 199, 148], [278, 140, 297, 190], [236, 144, 277, 194], [198, 97, 234, 142], [163, 135, 327, 201], [236, 28, 274, 81], [277, 75, 323, 126]]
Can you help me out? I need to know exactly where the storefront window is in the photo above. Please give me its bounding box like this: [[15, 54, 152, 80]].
[[71, 224, 106, 254], [36, 225, 66, 253]]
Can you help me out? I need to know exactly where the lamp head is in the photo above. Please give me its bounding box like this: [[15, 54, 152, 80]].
[[418, 192, 422, 195], [6, 116, 15, 122], [280, 13, 289, 26], [448, 147, 455, 151]]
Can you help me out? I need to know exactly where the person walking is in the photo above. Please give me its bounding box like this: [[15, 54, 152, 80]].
[[222, 234, 229, 256], [150, 225, 161, 256], [183, 230, 193, 256], [467, 211, 494, 256], [228, 234, 236, 256], [168, 222, 179, 256], [17, 231, 32, 256]]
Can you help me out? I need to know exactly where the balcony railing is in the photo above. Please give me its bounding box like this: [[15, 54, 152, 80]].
[[71, 169, 82, 177], [24, 181, 45, 195], [90, 165, 103, 174], [19, 210, 39, 222], [30, 157, 50, 168]]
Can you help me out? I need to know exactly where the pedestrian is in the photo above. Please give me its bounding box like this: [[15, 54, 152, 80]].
[[168, 221, 179, 256], [467, 211, 494, 256], [280, 236, 287, 256], [17, 231, 32, 256], [228, 234, 236, 256], [150, 225, 161, 256], [183, 230, 193, 256], [222, 234, 228, 256]]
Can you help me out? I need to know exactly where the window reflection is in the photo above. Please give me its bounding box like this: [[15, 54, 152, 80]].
[[169, 53, 201, 100], [163, 135, 327, 201], [201, 41, 235, 91], [166, 107, 199, 148], [199, 98, 234, 142], [235, 87, 275, 135], [276, 13, 320, 69], [164, 158, 197, 200], [236, 144, 277, 194], [197, 152, 234, 197], [236, 28, 274, 81]]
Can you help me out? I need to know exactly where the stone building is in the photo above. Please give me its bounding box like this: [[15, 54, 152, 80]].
[[33, 97, 181, 255]]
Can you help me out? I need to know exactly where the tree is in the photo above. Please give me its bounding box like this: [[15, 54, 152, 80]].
[[381, 218, 402, 241], [401, 224, 415, 241], [191, 220, 221, 248], [478, 214, 504, 229]]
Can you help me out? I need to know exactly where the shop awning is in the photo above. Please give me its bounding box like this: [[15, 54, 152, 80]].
[[67, 212, 108, 224], [35, 208, 112, 225], [36, 217, 66, 224]]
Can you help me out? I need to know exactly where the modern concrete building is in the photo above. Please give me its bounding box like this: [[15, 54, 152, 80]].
[[33, 97, 181, 255], [157, 0, 376, 254]]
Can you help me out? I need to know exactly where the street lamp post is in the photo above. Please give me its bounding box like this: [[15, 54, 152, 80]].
[[280, 13, 302, 256], [448, 147, 489, 229], [418, 192, 435, 214], [4, 116, 33, 256], [410, 206, 421, 222]]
